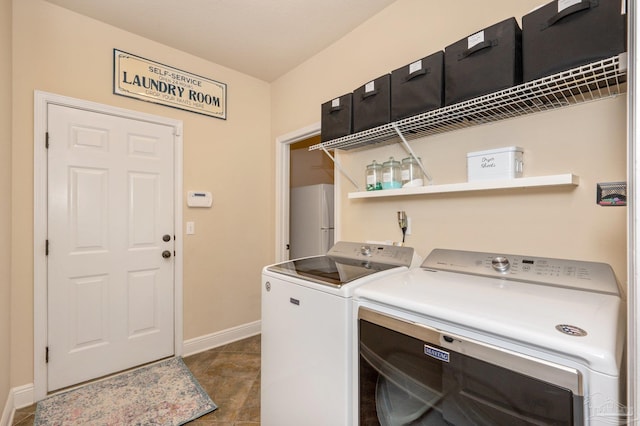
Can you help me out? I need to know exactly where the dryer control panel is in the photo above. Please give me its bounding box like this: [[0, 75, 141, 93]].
[[422, 248, 620, 295]]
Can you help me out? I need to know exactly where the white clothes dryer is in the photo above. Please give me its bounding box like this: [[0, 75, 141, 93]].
[[353, 248, 626, 426]]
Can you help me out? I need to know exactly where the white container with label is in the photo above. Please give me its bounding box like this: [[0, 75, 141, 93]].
[[466, 146, 524, 181]]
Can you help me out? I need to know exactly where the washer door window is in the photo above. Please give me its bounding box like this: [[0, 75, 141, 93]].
[[358, 311, 583, 425]]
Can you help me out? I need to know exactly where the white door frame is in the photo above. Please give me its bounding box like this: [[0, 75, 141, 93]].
[[629, 0, 638, 416], [276, 122, 342, 263], [33, 91, 184, 401]]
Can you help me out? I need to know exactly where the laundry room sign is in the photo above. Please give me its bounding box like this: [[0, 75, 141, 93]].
[[113, 49, 227, 119]]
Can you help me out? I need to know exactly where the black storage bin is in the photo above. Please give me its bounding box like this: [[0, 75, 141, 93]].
[[444, 17, 522, 106], [353, 74, 391, 133], [391, 51, 444, 121], [321, 94, 353, 142], [522, 0, 627, 82]]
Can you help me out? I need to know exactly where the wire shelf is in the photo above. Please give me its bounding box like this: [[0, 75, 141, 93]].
[[310, 54, 627, 152]]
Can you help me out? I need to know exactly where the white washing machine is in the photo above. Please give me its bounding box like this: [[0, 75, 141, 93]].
[[353, 248, 627, 425], [261, 241, 419, 426]]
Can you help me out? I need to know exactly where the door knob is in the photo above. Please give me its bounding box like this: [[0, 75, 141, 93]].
[[162, 250, 172, 259], [162, 234, 171, 242]]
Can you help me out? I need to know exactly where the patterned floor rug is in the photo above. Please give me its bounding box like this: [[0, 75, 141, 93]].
[[34, 357, 217, 425]]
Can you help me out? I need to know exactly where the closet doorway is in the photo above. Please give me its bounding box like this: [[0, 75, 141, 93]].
[[289, 135, 335, 259], [275, 123, 339, 262]]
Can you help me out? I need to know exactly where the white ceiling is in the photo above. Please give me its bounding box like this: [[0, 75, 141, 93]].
[[44, 0, 397, 82]]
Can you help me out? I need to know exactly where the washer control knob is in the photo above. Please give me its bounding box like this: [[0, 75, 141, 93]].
[[491, 256, 510, 273], [360, 246, 372, 256]]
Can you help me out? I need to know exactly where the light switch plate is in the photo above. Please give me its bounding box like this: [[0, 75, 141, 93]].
[[186, 221, 195, 235]]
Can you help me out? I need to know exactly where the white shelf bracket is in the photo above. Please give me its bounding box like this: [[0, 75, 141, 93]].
[[392, 123, 433, 184], [320, 144, 361, 191]]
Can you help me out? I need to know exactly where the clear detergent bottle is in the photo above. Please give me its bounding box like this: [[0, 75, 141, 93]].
[[365, 160, 383, 191], [382, 157, 402, 189]]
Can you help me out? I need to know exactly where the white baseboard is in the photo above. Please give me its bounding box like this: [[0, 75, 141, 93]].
[[0, 389, 13, 426], [183, 320, 261, 357], [1, 383, 34, 426], [0, 321, 261, 424], [12, 384, 34, 410]]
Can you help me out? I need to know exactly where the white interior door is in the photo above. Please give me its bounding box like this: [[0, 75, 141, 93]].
[[47, 104, 175, 391]]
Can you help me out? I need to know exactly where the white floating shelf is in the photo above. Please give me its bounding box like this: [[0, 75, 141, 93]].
[[348, 174, 579, 199]]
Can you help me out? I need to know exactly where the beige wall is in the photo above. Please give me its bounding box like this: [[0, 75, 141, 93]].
[[1, 0, 12, 411], [272, 0, 627, 281], [11, 0, 272, 387]]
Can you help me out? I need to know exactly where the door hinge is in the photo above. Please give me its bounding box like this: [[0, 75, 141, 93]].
[[46, 346, 49, 363], [45, 239, 49, 256], [45, 132, 49, 149]]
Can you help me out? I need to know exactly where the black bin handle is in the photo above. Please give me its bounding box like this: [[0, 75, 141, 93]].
[[458, 39, 498, 61], [542, 0, 598, 30], [404, 68, 429, 82]]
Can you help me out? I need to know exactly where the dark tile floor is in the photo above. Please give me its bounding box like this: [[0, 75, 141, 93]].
[[12, 334, 261, 426]]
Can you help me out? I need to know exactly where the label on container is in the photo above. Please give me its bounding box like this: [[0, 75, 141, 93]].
[[481, 156, 497, 169], [558, 0, 581, 13], [383, 172, 393, 182], [331, 98, 340, 108], [365, 81, 376, 93], [409, 60, 423, 74], [366, 175, 376, 185], [401, 170, 411, 181], [467, 30, 485, 49]]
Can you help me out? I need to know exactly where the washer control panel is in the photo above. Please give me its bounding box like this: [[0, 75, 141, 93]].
[[422, 248, 619, 295], [328, 241, 415, 267]]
